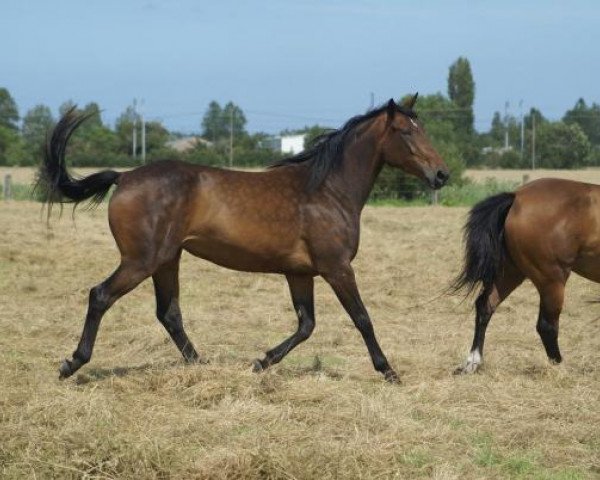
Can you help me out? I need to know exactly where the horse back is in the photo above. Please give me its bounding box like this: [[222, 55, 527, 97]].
[[505, 178, 600, 283]]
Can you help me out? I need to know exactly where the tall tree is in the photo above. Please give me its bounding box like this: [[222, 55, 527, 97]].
[[0, 87, 19, 131], [22, 104, 55, 159], [201, 101, 247, 142], [201, 101, 225, 141], [563, 98, 600, 145], [447, 57, 475, 136], [536, 121, 591, 168], [115, 105, 141, 155], [81, 102, 103, 128], [59, 100, 76, 117], [524, 107, 546, 130], [222, 101, 247, 137]]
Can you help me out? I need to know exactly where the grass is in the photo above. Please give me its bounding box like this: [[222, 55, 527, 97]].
[[0, 202, 598, 479], [438, 178, 520, 206]]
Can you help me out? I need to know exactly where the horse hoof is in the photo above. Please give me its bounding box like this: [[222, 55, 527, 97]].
[[58, 359, 73, 380], [453, 363, 479, 375], [186, 355, 209, 365], [384, 370, 401, 384], [252, 359, 265, 373]]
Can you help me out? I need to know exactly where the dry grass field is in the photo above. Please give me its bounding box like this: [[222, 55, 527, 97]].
[[0, 202, 598, 479]]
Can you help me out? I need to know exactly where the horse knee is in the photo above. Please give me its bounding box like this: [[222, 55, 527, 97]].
[[157, 302, 183, 334], [89, 285, 111, 315], [297, 310, 315, 340]]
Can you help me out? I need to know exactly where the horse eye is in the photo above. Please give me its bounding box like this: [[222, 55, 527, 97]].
[[399, 128, 412, 135]]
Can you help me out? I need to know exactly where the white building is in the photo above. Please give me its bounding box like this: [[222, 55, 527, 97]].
[[280, 134, 306, 154], [263, 134, 306, 155]]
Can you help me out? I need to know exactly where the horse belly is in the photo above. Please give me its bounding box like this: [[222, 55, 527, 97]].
[[182, 231, 313, 274], [573, 247, 600, 283]]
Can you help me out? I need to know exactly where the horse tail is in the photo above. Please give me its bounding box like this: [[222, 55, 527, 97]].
[[35, 107, 121, 209], [451, 192, 515, 296]]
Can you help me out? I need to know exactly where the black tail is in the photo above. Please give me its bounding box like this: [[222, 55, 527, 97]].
[[451, 192, 515, 296], [35, 107, 120, 208]]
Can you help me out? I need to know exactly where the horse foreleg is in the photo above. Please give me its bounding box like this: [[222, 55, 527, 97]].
[[59, 261, 151, 379], [324, 266, 398, 383], [252, 274, 315, 372], [455, 260, 524, 375]]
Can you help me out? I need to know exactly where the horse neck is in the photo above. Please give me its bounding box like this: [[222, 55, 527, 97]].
[[326, 119, 384, 212]]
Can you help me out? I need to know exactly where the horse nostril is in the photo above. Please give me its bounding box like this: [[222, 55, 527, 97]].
[[436, 170, 449, 183]]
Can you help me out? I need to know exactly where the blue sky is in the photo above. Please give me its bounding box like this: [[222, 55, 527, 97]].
[[2, 1, 599, 134]]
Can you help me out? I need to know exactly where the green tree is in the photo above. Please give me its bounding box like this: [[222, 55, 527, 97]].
[[81, 102, 103, 129], [201, 101, 247, 142], [222, 101, 247, 137], [115, 105, 141, 155], [22, 104, 55, 164], [201, 101, 225, 141], [59, 100, 76, 117], [0, 88, 21, 164], [563, 98, 600, 145], [0, 88, 19, 131], [524, 107, 546, 130], [0, 126, 22, 165], [447, 57, 475, 136], [536, 121, 591, 168]]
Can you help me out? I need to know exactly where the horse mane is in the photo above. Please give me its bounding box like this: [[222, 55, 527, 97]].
[[270, 101, 417, 192]]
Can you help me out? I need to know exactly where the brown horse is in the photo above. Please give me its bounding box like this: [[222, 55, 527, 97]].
[[38, 96, 449, 382], [453, 178, 600, 374]]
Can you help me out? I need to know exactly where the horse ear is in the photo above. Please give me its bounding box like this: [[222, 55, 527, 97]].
[[386, 98, 397, 119], [402, 92, 419, 110]]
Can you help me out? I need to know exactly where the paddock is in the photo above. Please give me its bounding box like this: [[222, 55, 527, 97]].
[[0, 202, 598, 479]]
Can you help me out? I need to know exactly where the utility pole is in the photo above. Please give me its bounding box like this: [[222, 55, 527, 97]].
[[132, 99, 137, 158], [140, 99, 146, 164], [229, 107, 233, 168], [504, 101, 510, 149], [519, 99, 524, 162], [531, 113, 536, 170], [369, 92, 375, 110]]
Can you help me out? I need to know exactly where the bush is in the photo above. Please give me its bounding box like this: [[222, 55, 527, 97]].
[[439, 178, 519, 206]]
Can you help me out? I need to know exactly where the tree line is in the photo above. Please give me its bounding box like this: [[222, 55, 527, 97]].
[[1, 56, 599, 200]]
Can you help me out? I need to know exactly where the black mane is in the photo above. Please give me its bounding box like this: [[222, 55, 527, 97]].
[[271, 101, 417, 191]]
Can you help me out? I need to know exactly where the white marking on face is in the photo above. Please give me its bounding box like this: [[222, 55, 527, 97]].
[[409, 118, 418, 129]]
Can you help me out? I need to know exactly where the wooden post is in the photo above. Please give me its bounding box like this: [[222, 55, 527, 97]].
[[522, 174, 529, 185], [431, 190, 439, 205], [3, 174, 11, 200]]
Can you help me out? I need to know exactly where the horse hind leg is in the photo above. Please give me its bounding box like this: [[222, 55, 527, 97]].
[[59, 260, 152, 379], [152, 255, 200, 363], [535, 280, 566, 364], [455, 259, 524, 375]]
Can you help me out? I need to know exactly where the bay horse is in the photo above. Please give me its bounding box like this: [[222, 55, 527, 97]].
[[453, 178, 600, 374], [38, 95, 449, 383]]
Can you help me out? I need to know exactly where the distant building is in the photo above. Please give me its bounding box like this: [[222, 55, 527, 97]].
[[166, 136, 212, 152], [262, 134, 306, 155]]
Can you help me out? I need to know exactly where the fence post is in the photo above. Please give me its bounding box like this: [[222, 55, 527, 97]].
[[3, 174, 11, 200], [431, 190, 439, 205], [522, 174, 529, 185]]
